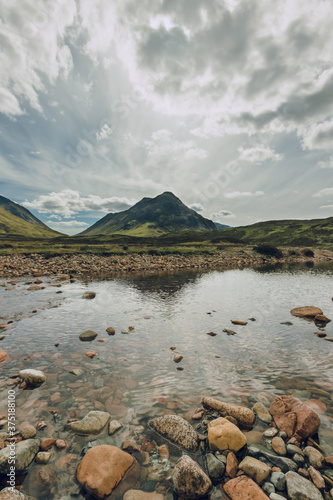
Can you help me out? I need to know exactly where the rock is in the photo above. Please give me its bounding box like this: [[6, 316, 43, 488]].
[[106, 327, 115, 335], [27, 285, 44, 291], [123, 492, 165, 500], [21, 425, 37, 439], [314, 332, 327, 338], [85, 351, 97, 358], [67, 411, 110, 435], [202, 396, 255, 428], [293, 454, 305, 466], [223, 329, 237, 335], [108, 420, 122, 435], [305, 399, 327, 413], [247, 449, 297, 473], [76, 445, 139, 499], [79, 330, 98, 341], [173, 355, 183, 363], [55, 440, 68, 449], [150, 415, 199, 452], [223, 475, 270, 499], [69, 368, 83, 376], [226, 451, 238, 478], [158, 444, 169, 460], [253, 402, 272, 423], [287, 444, 304, 456], [231, 320, 248, 325], [272, 436, 286, 456], [309, 466, 325, 489], [285, 471, 323, 500], [41, 438, 56, 451], [238, 456, 271, 484], [269, 396, 320, 445], [325, 456, 333, 466], [263, 428, 278, 438], [82, 292, 96, 299], [314, 314, 331, 324], [0, 488, 26, 499], [173, 455, 212, 499], [207, 453, 225, 479], [270, 472, 286, 491], [208, 417, 247, 452], [270, 494, 287, 500], [263, 482, 275, 495], [18, 369, 45, 386], [0, 350, 7, 362], [304, 446, 324, 468], [36, 451, 51, 464], [0, 438, 39, 473], [290, 306, 323, 318]]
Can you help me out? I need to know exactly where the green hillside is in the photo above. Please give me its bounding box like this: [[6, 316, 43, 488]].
[[80, 192, 216, 236], [0, 207, 61, 238], [0, 195, 50, 228]]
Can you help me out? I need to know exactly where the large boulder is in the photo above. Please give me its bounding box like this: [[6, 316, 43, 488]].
[[269, 396, 320, 445], [290, 306, 323, 318], [208, 417, 247, 452], [150, 415, 199, 452], [285, 471, 323, 500], [223, 475, 270, 499], [67, 411, 110, 435], [0, 439, 39, 474], [238, 457, 270, 484], [76, 445, 140, 499], [173, 455, 212, 499], [202, 397, 255, 429], [19, 369, 45, 387]]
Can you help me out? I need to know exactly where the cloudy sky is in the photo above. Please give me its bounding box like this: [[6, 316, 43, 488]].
[[1, 0, 333, 234]]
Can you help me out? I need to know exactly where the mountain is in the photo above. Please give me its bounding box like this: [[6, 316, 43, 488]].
[[0, 195, 61, 237], [80, 192, 217, 236], [214, 222, 231, 230]]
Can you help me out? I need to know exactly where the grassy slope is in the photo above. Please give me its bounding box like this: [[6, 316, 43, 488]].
[[0, 207, 61, 238]]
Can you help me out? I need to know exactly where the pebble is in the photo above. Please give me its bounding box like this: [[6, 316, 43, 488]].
[[21, 425, 37, 439], [263, 482, 275, 495], [304, 446, 324, 469], [79, 330, 98, 341], [36, 451, 51, 464], [270, 471, 286, 491], [272, 436, 286, 456], [106, 327, 115, 335], [82, 292, 96, 299], [263, 428, 278, 438], [286, 444, 303, 456], [173, 355, 183, 363], [253, 402, 272, 423]]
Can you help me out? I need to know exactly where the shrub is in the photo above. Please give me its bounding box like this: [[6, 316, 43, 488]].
[[253, 243, 283, 259], [302, 248, 314, 258]]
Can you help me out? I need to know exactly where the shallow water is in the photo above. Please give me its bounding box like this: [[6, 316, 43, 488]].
[[0, 262, 333, 498]]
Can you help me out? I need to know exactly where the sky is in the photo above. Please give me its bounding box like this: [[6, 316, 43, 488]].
[[0, 0, 333, 235]]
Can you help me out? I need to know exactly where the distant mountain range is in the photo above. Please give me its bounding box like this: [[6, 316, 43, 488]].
[[79, 192, 217, 236]]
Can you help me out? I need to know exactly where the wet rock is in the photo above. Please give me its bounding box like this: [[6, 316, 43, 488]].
[[207, 453, 226, 480], [41, 438, 56, 451], [157, 444, 169, 460], [76, 445, 139, 499], [285, 471, 323, 500], [208, 417, 247, 452], [253, 402, 272, 423], [263, 428, 278, 438], [309, 466, 325, 489], [247, 448, 297, 473], [123, 492, 165, 500], [272, 436, 286, 456], [314, 314, 331, 325], [0, 488, 26, 499], [290, 306, 323, 318], [270, 472, 286, 491], [69, 368, 84, 376], [238, 456, 271, 484], [19, 369, 45, 386], [146, 463, 165, 482], [67, 411, 110, 435], [293, 453, 305, 466], [262, 482, 275, 495], [85, 351, 97, 358], [173, 455, 212, 499], [231, 320, 248, 325], [0, 438, 39, 473], [269, 396, 320, 445], [36, 451, 51, 464], [106, 327, 115, 335], [27, 285, 44, 291], [55, 440, 68, 450], [79, 330, 98, 341], [223, 329, 237, 335], [108, 420, 122, 435], [151, 414, 199, 452], [223, 475, 270, 499], [0, 350, 7, 362], [173, 355, 183, 363], [270, 494, 286, 500], [287, 444, 304, 456], [206, 331, 217, 336], [21, 425, 37, 439], [226, 451, 238, 478], [202, 396, 255, 428], [305, 399, 327, 413], [304, 446, 324, 468], [82, 292, 96, 299]]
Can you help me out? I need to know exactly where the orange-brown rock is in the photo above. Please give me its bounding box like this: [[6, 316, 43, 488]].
[[223, 475, 269, 499], [290, 306, 323, 318], [226, 452, 238, 478], [41, 438, 56, 451], [202, 396, 255, 429], [269, 396, 320, 445], [76, 445, 139, 499], [0, 351, 7, 363]]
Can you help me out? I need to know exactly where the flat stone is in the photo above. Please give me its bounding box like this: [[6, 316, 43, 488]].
[[208, 417, 247, 452], [79, 330, 98, 341], [68, 411, 110, 435], [290, 306, 323, 318], [238, 456, 271, 484], [19, 369, 45, 386], [224, 475, 270, 499], [253, 402, 272, 423], [248, 449, 297, 473], [150, 415, 199, 452], [173, 455, 212, 499], [285, 470, 323, 500], [0, 438, 39, 473], [304, 446, 324, 469], [108, 420, 122, 435], [231, 320, 248, 325], [309, 466, 325, 489]]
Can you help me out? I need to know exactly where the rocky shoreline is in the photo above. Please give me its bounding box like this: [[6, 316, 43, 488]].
[[0, 248, 332, 278]]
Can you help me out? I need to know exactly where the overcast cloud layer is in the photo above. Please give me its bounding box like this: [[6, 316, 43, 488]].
[[0, 0, 332, 234]]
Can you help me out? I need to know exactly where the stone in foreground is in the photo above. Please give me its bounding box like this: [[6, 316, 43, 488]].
[[67, 411, 110, 435], [150, 415, 199, 452], [0, 489, 26, 499], [19, 369, 45, 386], [253, 402, 272, 423], [269, 396, 320, 445], [0, 439, 39, 474], [238, 456, 271, 484], [208, 417, 247, 452], [76, 445, 139, 499], [202, 396, 255, 428], [173, 455, 212, 499], [223, 475, 270, 499], [290, 306, 323, 318], [285, 471, 323, 500]]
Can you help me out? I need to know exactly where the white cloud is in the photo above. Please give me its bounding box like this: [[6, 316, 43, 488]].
[[0, 88, 24, 116], [313, 188, 333, 198], [210, 210, 236, 222], [317, 155, 333, 169], [302, 119, 333, 150], [46, 220, 88, 227], [238, 146, 282, 163], [224, 191, 264, 199], [319, 205, 333, 209], [189, 203, 204, 212], [23, 189, 136, 217]]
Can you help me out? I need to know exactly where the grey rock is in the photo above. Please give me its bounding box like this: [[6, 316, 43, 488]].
[[173, 455, 212, 499], [270, 471, 286, 491], [270, 494, 287, 500], [150, 415, 199, 452], [287, 444, 304, 456], [67, 411, 110, 435], [286, 470, 323, 500], [253, 402, 272, 423], [293, 453, 305, 465], [248, 448, 297, 472], [263, 428, 279, 438], [108, 420, 122, 435], [263, 482, 275, 495], [19, 369, 45, 386], [79, 330, 98, 341], [304, 446, 324, 469], [82, 292, 96, 299], [206, 453, 225, 479], [0, 439, 39, 474]]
